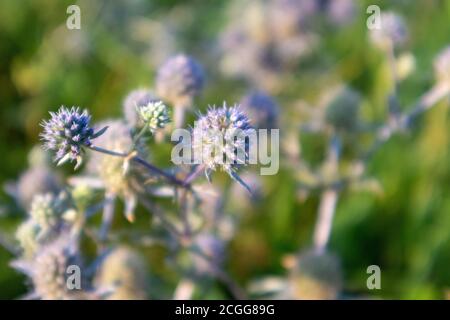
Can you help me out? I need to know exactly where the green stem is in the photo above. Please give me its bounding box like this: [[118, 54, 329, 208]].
[[130, 126, 148, 151]]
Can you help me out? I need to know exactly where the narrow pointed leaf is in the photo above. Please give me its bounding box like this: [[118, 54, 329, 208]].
[[91, 126, 109, 139]]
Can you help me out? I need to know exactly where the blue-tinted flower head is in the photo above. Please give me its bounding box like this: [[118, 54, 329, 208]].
[[156, 54, 205, 106], [192, 103, 253, 191], [240, 91, 279, 129], [370, 12, 408, 49], [40, 106, 107, 169]]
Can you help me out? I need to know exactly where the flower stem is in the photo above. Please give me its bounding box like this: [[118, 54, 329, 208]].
[[312, 135, 341, 253], [313, 189, 339, 254], [86, 145, 189, 189]]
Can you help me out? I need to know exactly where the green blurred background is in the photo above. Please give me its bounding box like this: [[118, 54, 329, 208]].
[[0, 0, 449, 299]]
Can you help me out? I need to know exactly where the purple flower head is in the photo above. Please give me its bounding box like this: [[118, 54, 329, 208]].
[[40, 106, 107, 170], [192, 103, 253, 192], [240, 91, 279, 129], [156, 54, 205, 106]]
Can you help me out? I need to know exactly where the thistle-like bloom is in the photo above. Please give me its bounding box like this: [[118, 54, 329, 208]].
[[434, 46, 450, 86], [123, 89, 159, 128], [136, 101, 171, 133], [370, 12, 408, 49], [192, 103, 253, 190], [240, 91, 279, 129], [156, 54, 205, 107], [40, 106, 107, 169]]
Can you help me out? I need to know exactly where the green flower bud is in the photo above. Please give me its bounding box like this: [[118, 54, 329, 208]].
[[136, 101, 170, 133], [325, 87, 361, 132]]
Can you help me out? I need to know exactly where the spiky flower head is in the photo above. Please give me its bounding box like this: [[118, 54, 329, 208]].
[[325, 87, 361, 132], [123, 89, 159, 128], [95, 246, 148, 300], [136, 101, 171, 133], [192, 103, 253, 189], [12, 234, 86, 300], [370, 12, 408, 49], [156, 54, 205, 107], [288, 250, 343, 300], [434, 46, 450, 86], [240, 91, 279, 129], [15, 219, 41, 258], [87, 120, 147, 221], [30, 192, 72, 238], [40, 106, 107, 169], [15, 166, 61, 210]]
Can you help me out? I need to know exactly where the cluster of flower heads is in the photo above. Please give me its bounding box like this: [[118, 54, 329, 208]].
[[11, 187, 91, 299]]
